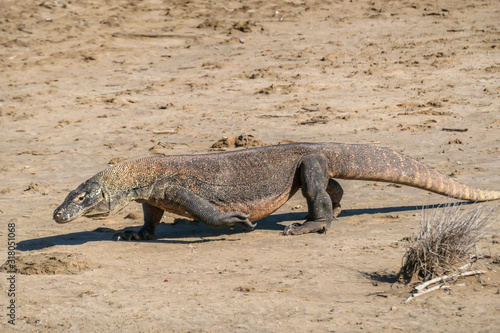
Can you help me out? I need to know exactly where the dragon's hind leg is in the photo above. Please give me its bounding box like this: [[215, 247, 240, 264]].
[[284, 154, 343, 235]]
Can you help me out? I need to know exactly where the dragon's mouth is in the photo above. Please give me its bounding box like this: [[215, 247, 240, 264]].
[[83, 211, 111, 219], [53, 205, 110, 223]]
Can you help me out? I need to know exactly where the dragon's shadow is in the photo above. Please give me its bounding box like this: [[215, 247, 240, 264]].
[[17, 202, 473, 251]]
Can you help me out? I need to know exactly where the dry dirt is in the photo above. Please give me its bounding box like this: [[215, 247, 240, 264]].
[[1, 0, 499, 332]]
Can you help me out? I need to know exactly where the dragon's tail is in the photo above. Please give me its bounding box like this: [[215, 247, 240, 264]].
[[323, 143, 500, 201]]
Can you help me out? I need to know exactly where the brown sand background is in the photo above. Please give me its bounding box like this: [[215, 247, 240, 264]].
[[1, 0, 499, 331]]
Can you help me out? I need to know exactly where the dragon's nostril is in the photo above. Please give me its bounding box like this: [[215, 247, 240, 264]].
[[54, 210, 64, 221]]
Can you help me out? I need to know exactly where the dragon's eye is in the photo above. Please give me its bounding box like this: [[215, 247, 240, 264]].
[[74, 193, 86, 202]]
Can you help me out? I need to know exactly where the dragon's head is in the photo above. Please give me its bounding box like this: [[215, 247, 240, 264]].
[[53, 177, 112, 223], [54, 162, 147, 223]]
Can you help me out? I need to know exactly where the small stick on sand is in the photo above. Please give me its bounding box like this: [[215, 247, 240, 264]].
[[406, 269, 485, 302], [153, 129, 177, 134]]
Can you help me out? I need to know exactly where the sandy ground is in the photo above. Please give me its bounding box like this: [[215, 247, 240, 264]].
[[1, 0, 499, 331]]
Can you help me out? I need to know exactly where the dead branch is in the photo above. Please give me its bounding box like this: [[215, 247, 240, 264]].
[[406, 269, 485, 303]]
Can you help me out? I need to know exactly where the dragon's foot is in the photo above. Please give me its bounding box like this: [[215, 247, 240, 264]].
[[217, 212, 256, 231], [283, 220, 328, 235], [113, 228, 155, 241]]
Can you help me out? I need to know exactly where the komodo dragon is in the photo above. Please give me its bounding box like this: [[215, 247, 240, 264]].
[[53, 143, 500, 240]]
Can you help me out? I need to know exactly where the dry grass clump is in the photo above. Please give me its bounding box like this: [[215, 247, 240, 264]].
[[399, 203, 496, 282]]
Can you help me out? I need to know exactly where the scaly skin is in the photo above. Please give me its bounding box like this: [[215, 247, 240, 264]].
[[53, 143, 500, 239]]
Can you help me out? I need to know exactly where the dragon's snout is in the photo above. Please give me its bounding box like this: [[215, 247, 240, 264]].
[[53, 207, 71, 223]]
